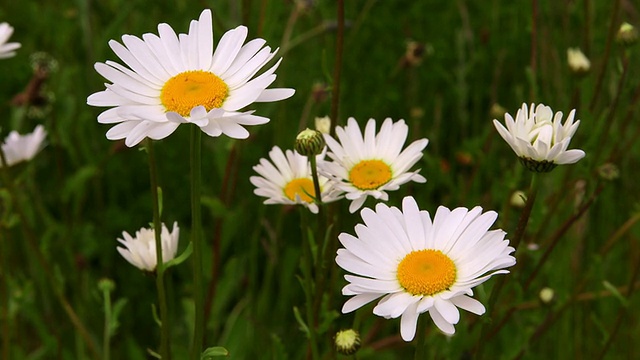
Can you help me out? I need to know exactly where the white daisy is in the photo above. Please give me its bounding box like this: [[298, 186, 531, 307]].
[[250, 146, 342, 214], [0, 22, 20, 59], [320, 117, 428, 213], [87, 9, 294, 147], [1, 125, 47, 167], [336, 196, 516, 341], [493, 103, 585, 171], [117, 222, 180, 272]]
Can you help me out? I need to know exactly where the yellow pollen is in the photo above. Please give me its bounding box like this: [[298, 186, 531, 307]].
[[349, 160, 392, 190], [397, 249, 457, 296], [160, 70, 228, 116], [284, 178, 316, 203]]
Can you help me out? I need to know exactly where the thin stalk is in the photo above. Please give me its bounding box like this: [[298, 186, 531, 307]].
[[588, 0, 621, 112], [0, 225, 10, 360], [300, 211, 320, 360], [190, 126, 205, 360], [476, 172, 538, 359], [147, 140, 171, 359], [101, 283, 112, 360], [330, 0, 345, 134], [0, 149, 100, 360]]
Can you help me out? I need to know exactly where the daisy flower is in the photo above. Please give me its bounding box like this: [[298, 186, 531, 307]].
[[0, 22, 20, 59], [117, 222, 180, 272], [336, 196, 516, 341], [1, 125, 47, 167], [250, 146, 342, 214], [320, 117, 428, 213], [87, 9, 294, 147], [493, 103, 585, 172]]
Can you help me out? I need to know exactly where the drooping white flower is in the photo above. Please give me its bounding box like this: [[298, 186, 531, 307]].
[[336, 196, 516, 341], [250, 146, 341, 214], [87, 9, 294, 147], [116, 222, 180, 272], [0, 22, 20, 59], [320, 117, 428, 213], [493, 103, 585, 172], [1, 125, 47, 167]]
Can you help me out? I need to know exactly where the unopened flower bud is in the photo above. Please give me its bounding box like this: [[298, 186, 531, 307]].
[[295, 128, 325, 156], [539, 287, 555, 305], [567, 48, 590, 75], [617, 22, 638, 46], [98, 278, 115, 293], [314, 116, 331, 134], [335, 329, 361, 355], [510, 190, 527, 208], [489, 103, 507, 119]]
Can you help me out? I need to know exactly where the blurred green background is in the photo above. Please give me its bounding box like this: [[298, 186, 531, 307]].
[[1, 0, 639, 359]]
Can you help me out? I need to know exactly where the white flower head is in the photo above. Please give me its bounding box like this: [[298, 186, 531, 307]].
[[116, 222, 180, 272], [1, 125, 47, 167], [320, 117, 428, 213], [567, 47, 590, 74], [493, 103, 585, 172], [87, 9, 295, 147], [0, 22, 21, 59], [314, 116, 331, 134], [336, 196, 516, 341], [250, 146, 342, 214]]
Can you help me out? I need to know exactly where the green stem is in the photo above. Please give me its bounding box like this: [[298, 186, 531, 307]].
[[475, 172, 538, 359], [190, 126, 204, 360], [101, 285, 112, 360], [300, 210, 320, 360], [0, 148, 100, 360], [330, 0, 345, 134], [147, 140, 171, 359]]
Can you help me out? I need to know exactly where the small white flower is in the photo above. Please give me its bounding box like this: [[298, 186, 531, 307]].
[[116, 222, 180, 272], [567, 48, 590, 74], [250, 146, 341, 214], [1, 125, 47, 167], [336, 196, 516, 341], [320, 117, 428, 213], [493, 103, 585, 171], [87, 9, 294, 147], [0, 22, 21, 59]]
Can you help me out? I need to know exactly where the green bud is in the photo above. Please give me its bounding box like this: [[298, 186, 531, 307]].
[[617, 22, 638, 46], [335, 329, 361, 355], [98, 278, 116, 293], [295, 128, 325, 157]]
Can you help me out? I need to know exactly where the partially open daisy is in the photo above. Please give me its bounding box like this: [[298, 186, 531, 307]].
[[493, 103, 585, 172], [336, 196, 516, 341], [1, 125, 47, 167], [117, 222, 180, 272], [87, 9, 294, 147], [250, 146, 341, 214], [0, 22, 20, 59], [320, 118, 428, 213]]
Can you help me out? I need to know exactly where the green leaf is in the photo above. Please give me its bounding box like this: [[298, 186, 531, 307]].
[[201, 346, 229, 358], [293, 306, 309, 336], [164, 242, 193, 269], [602, 281, 629, 307]]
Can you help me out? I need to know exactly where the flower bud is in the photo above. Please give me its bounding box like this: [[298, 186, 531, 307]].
[[617, 22, 638, 46], [295, 128, 325, 156], [598, 163, 619, 181], [314, 116, 331, 134], [510, 190, 527, 208], [539, 287, 555, 305], [334, 329, 361, 355], [567, 47, 590, 75]]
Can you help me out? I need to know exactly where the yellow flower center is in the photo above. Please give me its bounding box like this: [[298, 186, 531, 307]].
[[160, 70, 228, 116], [284, 178, 316, 203], [397, 249, 457, 296], [348, 160, 392, 190]]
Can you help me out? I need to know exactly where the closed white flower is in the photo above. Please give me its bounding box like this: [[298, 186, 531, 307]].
[[0, 22, 20, 59], [567, 48, 590, 74], [336, 197, 515, 341], [1, 125, 47, 167], [493, 103, 585, 171], [116, 222, 180, 272], [87, 9, 294, 147]]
